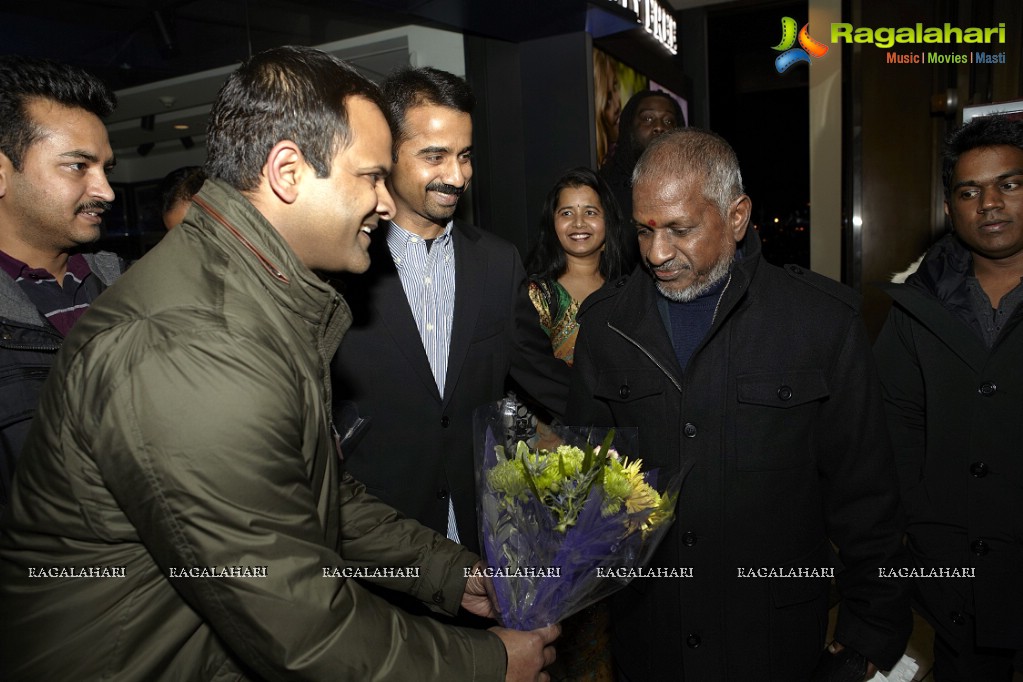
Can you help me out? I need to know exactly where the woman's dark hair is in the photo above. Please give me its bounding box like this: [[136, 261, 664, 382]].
[[526, 166, 633, 282]]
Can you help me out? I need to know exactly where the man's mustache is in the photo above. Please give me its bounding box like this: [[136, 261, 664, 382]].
[[76, 201, 113, 214], [648, 258, 690, 272], [426, 182, 464, 196]]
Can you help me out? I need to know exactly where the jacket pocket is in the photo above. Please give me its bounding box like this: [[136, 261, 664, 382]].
[[767, 540, 831, 676], [0, 363, 50, 429], [593, 369, 665, 404], [735, 370, 829, 471], [591, 371, 669, 463]]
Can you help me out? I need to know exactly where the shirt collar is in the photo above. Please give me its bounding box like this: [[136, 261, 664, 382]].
[[0, 249, 24, 280], [386, 219, 454, 260], [0, 249, 91, 282]]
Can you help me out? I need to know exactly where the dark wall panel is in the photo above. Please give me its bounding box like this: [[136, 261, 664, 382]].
[[466, 31, 593, 258]]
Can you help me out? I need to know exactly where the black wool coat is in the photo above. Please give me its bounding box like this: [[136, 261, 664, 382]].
[[875, 233, 1023, 651], [567, 230, 910, 681]]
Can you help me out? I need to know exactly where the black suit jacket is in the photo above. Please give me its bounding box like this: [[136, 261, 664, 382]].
[[331, 220, 568, 554]]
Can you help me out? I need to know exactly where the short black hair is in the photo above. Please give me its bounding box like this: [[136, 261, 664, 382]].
[[382, 66, 474, 149], [525, 166, 632, 282], [942, 114, 1023, 197], [205, 45, 390, 191], [0, 55, 116, 171], [160, 166, 206, 217]]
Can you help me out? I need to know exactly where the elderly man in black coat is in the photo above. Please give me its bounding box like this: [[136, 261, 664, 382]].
[[567, 128, 910, 681]]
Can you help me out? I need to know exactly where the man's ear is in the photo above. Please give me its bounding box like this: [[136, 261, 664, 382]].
[[730, 194, 751, 242], [0, 151, 13, 199], [264, 141, 305, 205]]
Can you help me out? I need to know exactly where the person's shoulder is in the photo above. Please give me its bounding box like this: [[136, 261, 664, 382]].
[[767, 262, 861, 312], [577, 273, 635, 318], [454, 220, 513, 251]]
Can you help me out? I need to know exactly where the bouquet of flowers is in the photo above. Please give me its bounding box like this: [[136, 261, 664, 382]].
[[473, 399, 683, 630]]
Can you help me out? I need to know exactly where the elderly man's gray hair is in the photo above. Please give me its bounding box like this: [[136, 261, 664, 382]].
[[632, 128, 745, 216]]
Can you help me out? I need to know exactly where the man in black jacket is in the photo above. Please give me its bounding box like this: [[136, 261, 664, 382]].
[[875, 114, 1023, 681], [0, 56, 124, 510], [331, 67, 568, 557], [569, 128, 910, 680]]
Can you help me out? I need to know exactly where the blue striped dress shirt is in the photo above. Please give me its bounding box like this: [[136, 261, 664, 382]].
[[386, 220, 460, 542]]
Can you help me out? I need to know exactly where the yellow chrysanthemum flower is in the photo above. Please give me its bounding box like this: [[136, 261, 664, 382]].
[[625, 479, 660, 515]]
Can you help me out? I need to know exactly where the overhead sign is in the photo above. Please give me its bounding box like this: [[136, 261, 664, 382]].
[[604, 0, 678, 55]]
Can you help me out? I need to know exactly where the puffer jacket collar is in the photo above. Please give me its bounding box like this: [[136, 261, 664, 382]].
[[905, 233, 973, 316], [190, 179, 352, 358], [880, 234, 990, 366]]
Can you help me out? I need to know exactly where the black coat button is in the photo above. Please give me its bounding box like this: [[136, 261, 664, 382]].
[[683, 423, 697, 438], [437, 489, 449, 499], [619, 385, 631, 399], [971, 539, 989, 556], [682, 531, 697, 547], [970, 462, 989, 478], [777, 385, 793, 401], [432, 591, 445, 605], [615, 277, 627, 288], [950, 611, 965, 625], [979, 382, 997, 396], [686, 633, 701, 648], [440, 416, 450, 427]]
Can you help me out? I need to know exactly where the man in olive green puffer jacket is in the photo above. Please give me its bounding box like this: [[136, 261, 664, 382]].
[[0, 47, 557, 681]]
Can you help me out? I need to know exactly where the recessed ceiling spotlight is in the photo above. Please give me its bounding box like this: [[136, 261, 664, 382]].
[[173, 123, 189, 130]]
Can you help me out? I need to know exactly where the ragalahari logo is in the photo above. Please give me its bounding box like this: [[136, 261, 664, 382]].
[[772, 17, 829, 73]]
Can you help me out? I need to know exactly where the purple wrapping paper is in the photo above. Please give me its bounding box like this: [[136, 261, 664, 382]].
[[473, 400, 683, 630]]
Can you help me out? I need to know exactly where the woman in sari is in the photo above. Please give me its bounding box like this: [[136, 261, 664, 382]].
[[523, 167, 632, 681], [526, 167, 632, 367]]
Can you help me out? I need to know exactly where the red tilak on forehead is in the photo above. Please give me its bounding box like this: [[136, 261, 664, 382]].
[[647, 219, 657, 227]]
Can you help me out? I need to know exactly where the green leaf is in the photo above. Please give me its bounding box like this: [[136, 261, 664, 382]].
[[581, 436, 595, 473], [594, 429, 615, 487], [517, 441, 542, 503]]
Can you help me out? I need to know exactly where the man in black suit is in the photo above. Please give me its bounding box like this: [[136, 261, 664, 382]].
[[331, 67, 567, 556]]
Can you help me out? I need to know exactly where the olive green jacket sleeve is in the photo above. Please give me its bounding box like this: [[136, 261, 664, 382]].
[[90, 330, 506, 681], [336, 470, 480, 613]]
